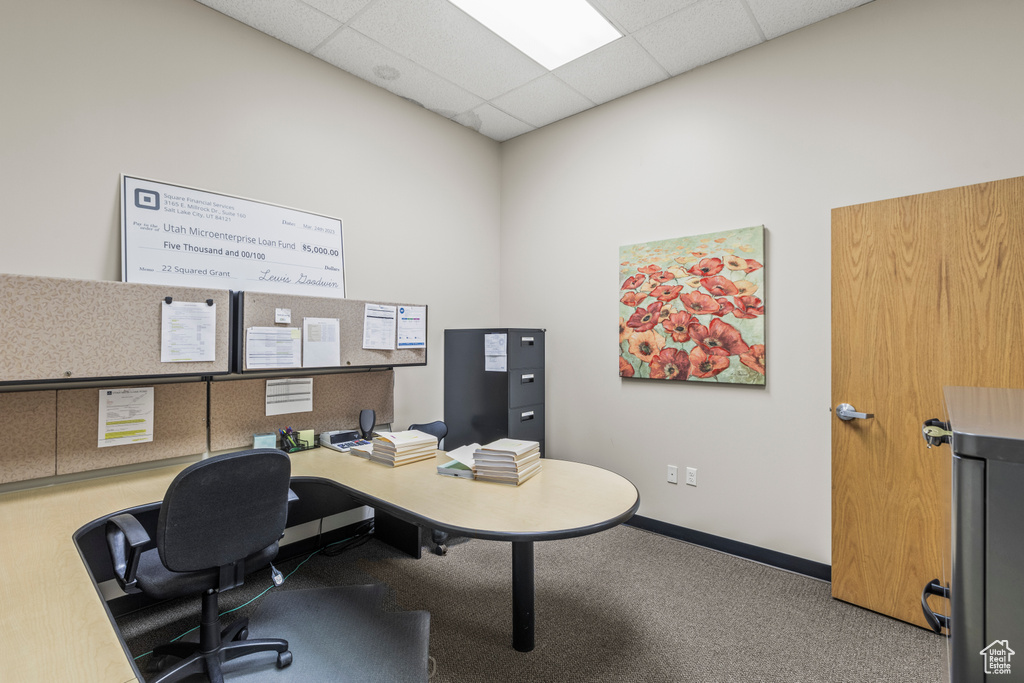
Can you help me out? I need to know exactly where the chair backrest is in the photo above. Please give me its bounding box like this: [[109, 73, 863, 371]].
[[409, 420, 448, 442], [157, 449, 291, 573]]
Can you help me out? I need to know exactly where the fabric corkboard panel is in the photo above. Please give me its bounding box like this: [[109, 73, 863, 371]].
[[209, 371, 395, 451], [0, 274, 231, 383], [240, 292, 426, 370], [0, 390, 57, 483], [56, 382, 207, 475]]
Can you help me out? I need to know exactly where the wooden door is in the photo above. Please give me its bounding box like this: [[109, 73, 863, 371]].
[[831, 176, 1024, 628]]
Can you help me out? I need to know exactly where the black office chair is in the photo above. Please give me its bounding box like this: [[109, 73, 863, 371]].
[[408, 421, 452, 556], [106, 449, 295, 683], [408, 420, 447, 448]]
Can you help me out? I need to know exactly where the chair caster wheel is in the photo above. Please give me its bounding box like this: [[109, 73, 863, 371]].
[[277, 650, 293, 669], [434, 544, 447, 556], [236, 628, 249, 641], [146, 654, 172, 673]]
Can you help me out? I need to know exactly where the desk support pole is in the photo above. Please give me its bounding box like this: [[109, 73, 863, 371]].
[[512, 541, 535, 652]]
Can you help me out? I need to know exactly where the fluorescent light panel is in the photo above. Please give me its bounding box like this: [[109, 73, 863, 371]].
[[449, 0, 621, 71]]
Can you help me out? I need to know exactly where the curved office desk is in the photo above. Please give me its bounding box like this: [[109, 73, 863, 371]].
[[291, 452, 641, 652], [0, 451, 638, 682]]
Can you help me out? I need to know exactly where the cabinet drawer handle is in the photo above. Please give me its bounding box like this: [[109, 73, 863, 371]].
[[520, 411, 535, 421], [521, 337, 534, 345], [521, 374, 535, 383], [920, 579, 950, 634]]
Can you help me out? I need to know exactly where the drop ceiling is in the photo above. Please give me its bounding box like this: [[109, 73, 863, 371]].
[[196, 0, 873, 141]]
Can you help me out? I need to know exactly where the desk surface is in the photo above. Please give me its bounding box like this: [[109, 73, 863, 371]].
[[0, 452, 638, 683]]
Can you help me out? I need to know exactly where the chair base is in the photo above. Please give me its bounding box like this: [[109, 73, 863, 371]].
[[146, 591, 291, 683], [148, 634, 290, 683]]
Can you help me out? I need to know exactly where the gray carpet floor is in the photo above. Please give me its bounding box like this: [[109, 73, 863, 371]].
[[119, 525, 947, 682]]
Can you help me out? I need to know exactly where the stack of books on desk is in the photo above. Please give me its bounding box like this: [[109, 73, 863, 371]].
[[369, 430, 438, 467], [473, 438, 542, 485]]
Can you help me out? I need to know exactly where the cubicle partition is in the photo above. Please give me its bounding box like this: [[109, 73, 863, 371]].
[[56, 382, 208, 474], [0, 390, 57, 483], [235, 291, 427, 372], [0, 274, 423, 485], [0, 274, 232, 384], [209, 371, 394, 452]]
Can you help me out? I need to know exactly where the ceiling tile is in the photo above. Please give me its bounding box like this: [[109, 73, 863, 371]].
[[455, 105, 535, 142], [299, 0, 375, 24], [633, 0, 763, 76], [589, 0, 702, 33], [491, 75, 595, 129], [349, 0, 547, 101], [196, 0, 341, 52], [745, 0, 873, 40], [554, 37, 669, 106], [315, 28, 483, 117]]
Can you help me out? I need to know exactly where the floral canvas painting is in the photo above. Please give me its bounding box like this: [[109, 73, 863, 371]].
[[619, 226, 765, 385]]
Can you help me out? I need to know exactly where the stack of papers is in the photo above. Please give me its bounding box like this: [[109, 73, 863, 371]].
[[437, 443, 479, 479], [473, 438, 542, 485], [370, 430, 438, 467]]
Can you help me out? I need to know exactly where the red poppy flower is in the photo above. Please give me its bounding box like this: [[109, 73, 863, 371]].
[[732, 295, 764, 319], [651, 285, 683, 303], [689, 318, 750, 356], [650, 271, 675, 284], [628, 329, 665, 363], [743, 259, 763, 274], [687, 258, 724, 277], [650, 348, 690, 380], [626, 302, 663, 332], [621, 273, 646, 290], [638, 264, 661, 275], [619, 355, 635, 378], [700, 275, 739, 297], [620, 291, 649, 307], [712, 298, 735, 317], [661, 311, 693, 343], [740, 344, 765, 375], [679, 291, 719, 316], [689, 346, 730, 379]]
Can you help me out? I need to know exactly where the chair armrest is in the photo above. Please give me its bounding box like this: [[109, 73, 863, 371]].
[[105, 514, 150, 594], [280, 488, 300, 541]]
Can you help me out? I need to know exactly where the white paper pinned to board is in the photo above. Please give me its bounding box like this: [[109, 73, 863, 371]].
[[161, 300, 216, 362]]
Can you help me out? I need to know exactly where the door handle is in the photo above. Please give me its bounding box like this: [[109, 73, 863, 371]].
[[835, 403, 874, 421]]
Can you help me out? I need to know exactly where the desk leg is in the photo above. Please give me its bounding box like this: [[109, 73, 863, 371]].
[[512, 541, 534, 652]]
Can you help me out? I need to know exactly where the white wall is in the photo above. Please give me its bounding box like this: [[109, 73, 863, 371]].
[[0, 0, 501, 427], [499, 0, 1024, 563], [5, 0, 1023, 565]]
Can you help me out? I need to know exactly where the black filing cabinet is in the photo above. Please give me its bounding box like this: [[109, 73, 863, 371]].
[[444, 328, 545, 455], [930, 386, 1024, 682]]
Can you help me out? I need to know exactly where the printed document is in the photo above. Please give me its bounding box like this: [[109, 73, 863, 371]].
[[98, 387, 154, 448], [396, 305, 426, 348], [363, 304, 397, 350], [266, 378, 313, 417], [246, 327, 301, 369], [161, 300, 216, 362], [302, 317, 341, 367], [484, 332, 507, 372]]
